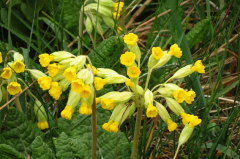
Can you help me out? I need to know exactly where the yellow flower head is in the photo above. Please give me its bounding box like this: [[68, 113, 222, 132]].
[[167, 119, 178, 132], [87, 64, 98, 75], [79, 102, 92, 115], [125, 79, 134, 87], [38, 76, 52, 90], [71, 79, 84, 93], [49, 82, 62, 100], [7, 82, 22, 95], [12, 60, 25, 73], [63, 67, 77, 81], [146, 104, 158, 118], [172, 89, 186, 103], [80, 85, 92, 98], [47, 63, 61, 77], [1, 67, 12, 79], [94, 77, 107, 91], [101, 99, 116, 110], [0, 52, 2, 63], [113, 2, 124, 12], [96, 97, 101, 104], [127, 66, 141, 78], [185, 90, 196, 104], [61, 105, 75, 120], [168, 44, 182, 58], [123, 33, 138, 46], [39, 53, 54, 67], [102, 120, 119, 133], [152, 47, 164, 60], [37, 121, 49, 130], [191, 60, 205, 73], [180, 113, 201, 128], [120, 51, 136, 66], [113, 12, 120, 20]]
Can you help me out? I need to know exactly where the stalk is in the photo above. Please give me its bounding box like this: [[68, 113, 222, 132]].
[[15, 97, 22, 112], [78, 7, 84, 55], [92, 92, 97, 159]]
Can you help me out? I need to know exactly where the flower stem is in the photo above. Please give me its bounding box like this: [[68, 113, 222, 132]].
[[131, 106, 143, 159], [15, 97, 22, 112], [92, 93, 97, 159], [78, 7, 84, 55], [173, 144, 181, 159]]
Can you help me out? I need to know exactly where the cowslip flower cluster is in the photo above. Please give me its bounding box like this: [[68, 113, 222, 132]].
[[84, 0, 124, 35], [0, 52, 25, 95], [28, 51, 97, 120], [98, 33, 205, 148]]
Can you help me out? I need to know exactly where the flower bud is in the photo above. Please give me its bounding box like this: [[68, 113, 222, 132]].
[[13, 52, 24, 61], [70, 55, 87, 70], [34, 100, 49, 130], [99, 91, 133, 103], [85, 3, 112, 17], [94, 0, 114, 8], [168, 65, 194, 81], [59, 78, 71, 91], [144, 89, 153, 106], [85, 16, 93, 34], [148, 52, 171, 70], [27, 69, 47, 79], [155, 102, 171, 122], [178, 125, 194, 145], [77, 68, 94, 85], [51, 51, 75, 62], [165, 97, 185, 116], [103, 16, 114, 29], [66, 90, 81, 108]]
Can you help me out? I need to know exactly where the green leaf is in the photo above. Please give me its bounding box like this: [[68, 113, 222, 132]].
[[0, 144, 25, 159], [31, 136, 56, 159], [88, 36, 124, 68], [0, 108, 42, 155], [186, 19, 210, 48], [56, 109, 131, 159]]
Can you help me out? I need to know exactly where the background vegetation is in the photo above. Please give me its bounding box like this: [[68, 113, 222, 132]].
[[0, 0, 239, 158]]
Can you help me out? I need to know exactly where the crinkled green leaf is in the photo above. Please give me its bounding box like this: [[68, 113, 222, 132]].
[[88, 36, 124, 68], [56, 108, 131, 159], [31, 136, 56, 159], [0, 144, 25, 159], [0, 108, 42, 155], [186, 19, 210, 48]]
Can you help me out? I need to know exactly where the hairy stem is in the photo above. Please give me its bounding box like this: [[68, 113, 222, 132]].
[[15, 97, 22, 112], [173, 144, 181, 159], [92, 92, 97, 159]]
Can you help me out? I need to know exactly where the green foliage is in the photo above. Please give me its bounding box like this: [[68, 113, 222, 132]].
[[0, 108, 42, 154], [56, 109, 131, 159], [0, 144, 25, 159], [88, 36, 124, 68], [31, 136, 56, 159], [186, 19, 210, 48]]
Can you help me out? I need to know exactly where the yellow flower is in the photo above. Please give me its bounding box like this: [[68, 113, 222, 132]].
[[180, 113, 201, 128], [61, 105, 75, 120], [12, 60, 25, 73], [123, 33, 138, 46], [168, 44, 182, 58], [87, 64, 98, 75], [7, 82, 22, 95], [71, 79, 84, 93], [63, 67, 77, 81], [80, 85, 91, 98], [125, 79, 134, 87], [96, 98, 101, 104], [191, 60, 205, 73], [39, 53, 54, 67], [37, 121, 49, 130], [102, 120, 119, 133], [185, 90, 196, 104], [120, 51, 136, 66], [0, 52, 2, 63], [101, 99, 116, 110], [146, 104, 158, 118], [47, 63, 61, 77], [79, 102, 92, 115], [127, 66, 141, 78], [1, 67, 12, 79], [94, 77, 107, 91], [167, 119, 178, 132], [113, 2, 124, 12], [152, 47, 164, 60], [113, 12, 120, 20], [172, 89, 186, 103], [49, 82, 62, 100], [38, 76, 52, 90]]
